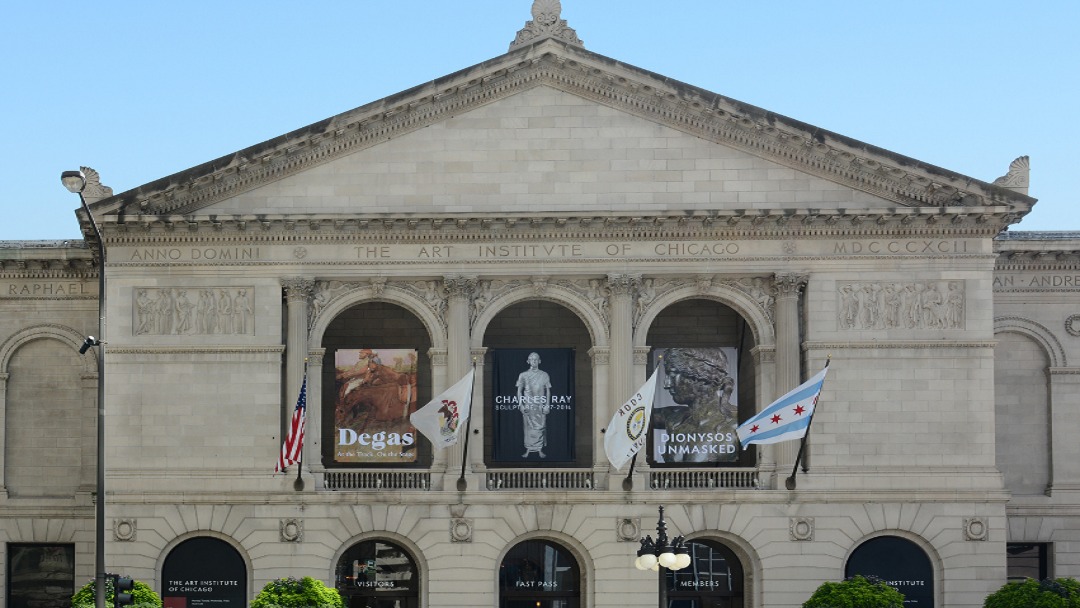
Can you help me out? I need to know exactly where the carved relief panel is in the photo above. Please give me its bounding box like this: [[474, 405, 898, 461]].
[[134, 287, 254, 336], [837, 281, 965, 330]]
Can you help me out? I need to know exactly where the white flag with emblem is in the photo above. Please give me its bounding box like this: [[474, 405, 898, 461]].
[[410, 369, 475, 449], [604, 368, 660, 472]]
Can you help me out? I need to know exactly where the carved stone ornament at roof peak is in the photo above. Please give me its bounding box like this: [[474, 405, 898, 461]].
[[993, 155, 1030, 196], [511, 0, 583, 51], [79, 166, 113, 204]]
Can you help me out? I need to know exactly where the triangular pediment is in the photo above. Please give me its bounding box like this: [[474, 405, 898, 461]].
[[91, 38, 1033, 226]]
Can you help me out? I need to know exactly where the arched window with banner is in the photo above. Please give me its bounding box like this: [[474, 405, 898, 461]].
[[334, 539, 420, 608], [161, 537, 247, 608], [666, 539, 745, 608], [845, 535, 934, 608], [499, 539, 581, 608]]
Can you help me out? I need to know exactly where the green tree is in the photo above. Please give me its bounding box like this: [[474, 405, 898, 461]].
[[251, 576, 344, 608], [803, 574, 905, 608], [71, 578, 162, 608], [984, 578, 1080, 608]]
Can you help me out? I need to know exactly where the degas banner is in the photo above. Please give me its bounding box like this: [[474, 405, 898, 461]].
[[651, 347, 739, 464], [491, 348, 575, 463], [334, 348, 419, 464]]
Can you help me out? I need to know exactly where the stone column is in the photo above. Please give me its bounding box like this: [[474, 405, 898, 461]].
[[442, 276, 475, 485], [0, 373, 7, 494], [1049, 368, 1080, 495], [606, 274, 639, 405], [306, 348, 326, 484], [589, 346, 610, 470], [773, 273, 808, 468], [750, 345, 776, 481], [281, 278, 314, 475]]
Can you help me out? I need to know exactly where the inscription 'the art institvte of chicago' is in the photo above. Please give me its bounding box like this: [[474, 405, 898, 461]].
[[119, 239, 978, 264]]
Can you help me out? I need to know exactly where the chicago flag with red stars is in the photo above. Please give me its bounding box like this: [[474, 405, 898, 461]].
[[736, 365, 829, 449]]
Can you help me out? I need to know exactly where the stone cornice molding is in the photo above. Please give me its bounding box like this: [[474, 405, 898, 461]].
[[88, 47, 1031, 224], [0, 257, 97, 279], [106, 346, 285, 355], [95, 208, 1014, 244], [804, 340, 996, 350]]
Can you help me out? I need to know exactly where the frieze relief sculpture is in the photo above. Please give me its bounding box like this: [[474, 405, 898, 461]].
[[837, 281, 965, 330], [134, 287, 253, 336]]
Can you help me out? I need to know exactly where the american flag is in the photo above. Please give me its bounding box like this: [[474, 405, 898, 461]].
[[276, 376, 307, 472]]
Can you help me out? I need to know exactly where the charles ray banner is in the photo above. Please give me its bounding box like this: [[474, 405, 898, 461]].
[[491, 348, 575, 463], [334, 348, 419, 464], [651, 347, 739, 464]]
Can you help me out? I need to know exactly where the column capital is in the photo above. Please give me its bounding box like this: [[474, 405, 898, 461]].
[[443, 275, 478, 299], [281, 277, 315, 302], [774, 273, 808, 298], [307, 348, 326, 367], [606, 273, 641, 296], [588, 346, 610, 365]]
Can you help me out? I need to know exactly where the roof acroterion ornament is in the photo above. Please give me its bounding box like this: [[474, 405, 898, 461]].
[[510, 0, 583, 50]]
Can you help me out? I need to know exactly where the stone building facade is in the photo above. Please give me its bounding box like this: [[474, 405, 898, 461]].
[[1, 4, 1077, 607]]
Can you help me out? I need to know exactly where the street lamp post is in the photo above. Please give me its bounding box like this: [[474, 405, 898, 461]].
[[634, 506, 692, 608], [62, 170, 107, 608]]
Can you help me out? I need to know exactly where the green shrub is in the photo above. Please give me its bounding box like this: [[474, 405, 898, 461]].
[[803, 574, 905, 608], [71, 577, 162, 608], [251, 576, 343, 608], [984, 578, 1080, 608]]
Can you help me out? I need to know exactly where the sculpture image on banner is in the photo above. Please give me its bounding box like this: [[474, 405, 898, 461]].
[[491, 348, 575, 462], [651, 347, 739, 463], [334, 348, 418, 464]]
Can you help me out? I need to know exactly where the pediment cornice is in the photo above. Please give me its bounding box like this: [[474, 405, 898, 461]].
[[99, 206, 1014, 246], [91, 40, 1033, 222]]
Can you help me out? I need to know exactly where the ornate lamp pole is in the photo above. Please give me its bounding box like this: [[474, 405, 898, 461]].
[[61, 170, 107, 608], [634, 506, 692, 607]]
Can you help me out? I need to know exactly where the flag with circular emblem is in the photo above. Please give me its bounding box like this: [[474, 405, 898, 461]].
[[604, 368, 660, 471]]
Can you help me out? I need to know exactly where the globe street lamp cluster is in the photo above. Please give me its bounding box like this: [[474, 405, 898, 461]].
[[634, 506, 692, 606]]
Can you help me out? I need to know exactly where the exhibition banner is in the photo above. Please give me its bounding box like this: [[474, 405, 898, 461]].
[[334, 348, 419, 464], [491, 348, 575, 463], [651, 347, 739, 464]]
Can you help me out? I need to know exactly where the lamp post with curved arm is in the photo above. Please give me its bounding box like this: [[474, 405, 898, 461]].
[[61, 170, 107, 608], [634, 506, 692, 607]]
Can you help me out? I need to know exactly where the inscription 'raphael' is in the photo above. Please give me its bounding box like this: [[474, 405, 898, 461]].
[[6, 282, 90, 296]]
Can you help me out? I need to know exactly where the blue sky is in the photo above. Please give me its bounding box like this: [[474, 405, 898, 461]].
[[1, 1, 1076, 240]]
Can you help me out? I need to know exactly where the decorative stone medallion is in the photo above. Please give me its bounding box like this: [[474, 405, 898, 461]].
[[616, 517, 641, 542], [963, 517, 988, 541], [114, 519, 136, 542], [450, 517, 473, 543], [789, 517, 814, 541], [280, 518, 303, 542]]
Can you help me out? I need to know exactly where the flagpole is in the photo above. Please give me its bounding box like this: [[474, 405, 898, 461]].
[[294, 359, 308, 491], [456, 359, 478, 491], [622, 453, 638, 491], [784, 357, 830, 490]]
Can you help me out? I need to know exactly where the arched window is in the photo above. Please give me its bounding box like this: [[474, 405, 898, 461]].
[[845, 536, 934, 607], [335, 539, 420, 608], [667, 539, 744, 608], [499, 539, 580, 608]]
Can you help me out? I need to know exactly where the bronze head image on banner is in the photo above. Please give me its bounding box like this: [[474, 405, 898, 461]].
[[651, 347, 739, 464], [491, 348, 575, 463]]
